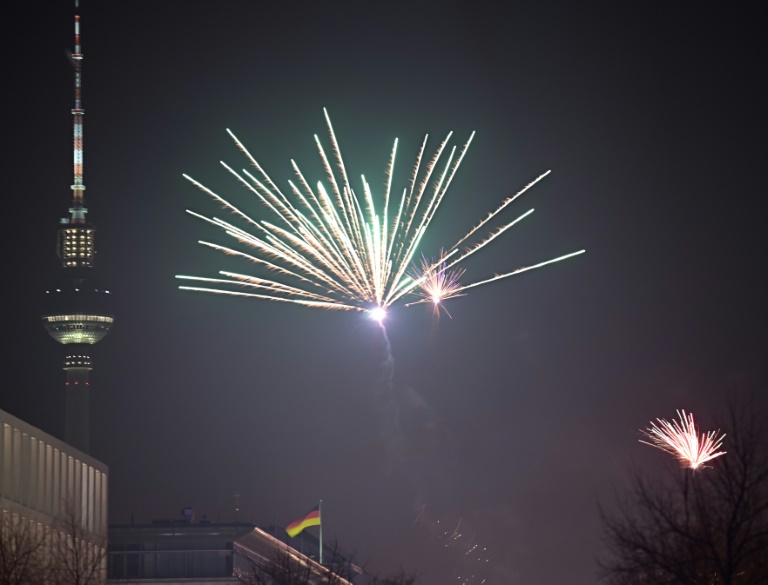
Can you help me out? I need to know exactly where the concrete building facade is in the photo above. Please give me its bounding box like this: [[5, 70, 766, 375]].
[[1, 407, 109, 578]]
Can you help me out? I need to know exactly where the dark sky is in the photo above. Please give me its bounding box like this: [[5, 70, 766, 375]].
[[4, 2, 766, 583]]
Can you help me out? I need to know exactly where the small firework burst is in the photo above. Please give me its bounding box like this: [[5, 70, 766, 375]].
[[640, 409, 726, 470], [405, 253, 466, 317]]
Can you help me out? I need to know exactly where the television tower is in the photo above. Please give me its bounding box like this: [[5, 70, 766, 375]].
[[41, 1, 114, 454]]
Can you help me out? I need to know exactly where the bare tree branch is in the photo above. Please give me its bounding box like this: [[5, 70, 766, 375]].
[[0, 511, 49, 585], [599, 395, 768, 585], [49, 499, 107, 585]]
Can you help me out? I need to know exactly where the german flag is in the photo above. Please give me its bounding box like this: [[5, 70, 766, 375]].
[[286, 504, 321, 538]]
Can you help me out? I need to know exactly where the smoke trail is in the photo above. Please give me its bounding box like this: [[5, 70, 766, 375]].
[[372, 322, 404, 469], [366, 332, 499, 583]]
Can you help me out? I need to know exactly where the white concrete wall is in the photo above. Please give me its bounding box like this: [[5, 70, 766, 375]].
[[0, 407, 108, 543]]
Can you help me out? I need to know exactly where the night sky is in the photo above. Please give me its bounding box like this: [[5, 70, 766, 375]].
[[4, 2, 766, 583]]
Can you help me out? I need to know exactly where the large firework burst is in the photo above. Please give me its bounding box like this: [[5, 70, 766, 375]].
[[176, 109, 584, 318], [640, 409, 726, 469]]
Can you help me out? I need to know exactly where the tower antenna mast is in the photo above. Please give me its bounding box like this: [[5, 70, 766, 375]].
[[70, 0, 86, 224]]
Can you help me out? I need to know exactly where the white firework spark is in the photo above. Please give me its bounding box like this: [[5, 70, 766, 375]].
[[640, 409, 726, 469], [177, 109, 584, 317]]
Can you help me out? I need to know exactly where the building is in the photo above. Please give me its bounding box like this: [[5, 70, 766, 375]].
[[107, 515, 252, 584], [235, 525, 365, 585], [41, 1, 115, 455], [106, 510, 365, 584], [1, 407, 109, 580]]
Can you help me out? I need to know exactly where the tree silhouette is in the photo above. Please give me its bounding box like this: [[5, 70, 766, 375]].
[[49, 500, 106, 585], [0, 500, 106, 585], [0, 510, 47, 585], [599, 396, 768, 584]]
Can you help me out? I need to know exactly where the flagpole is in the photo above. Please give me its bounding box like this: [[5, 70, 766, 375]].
[[319, 499, 323, 565]]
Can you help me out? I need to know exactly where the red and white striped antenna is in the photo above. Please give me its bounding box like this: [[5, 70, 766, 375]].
[[70, 0, 86, 224]]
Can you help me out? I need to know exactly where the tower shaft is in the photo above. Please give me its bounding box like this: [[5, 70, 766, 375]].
[[64, 352, 92, 453]]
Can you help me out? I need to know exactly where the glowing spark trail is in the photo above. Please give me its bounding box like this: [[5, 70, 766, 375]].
[[640, 409, 726, 470], [177, 109, 584, 317]]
